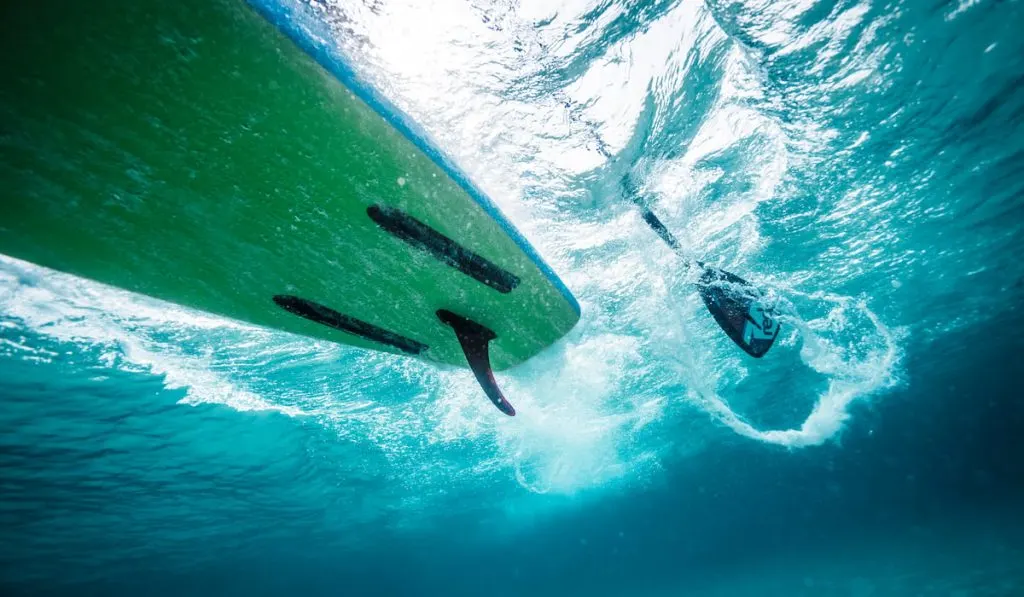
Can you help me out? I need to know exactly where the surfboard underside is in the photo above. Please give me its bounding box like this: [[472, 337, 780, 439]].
[[0, 0, 580, 370]]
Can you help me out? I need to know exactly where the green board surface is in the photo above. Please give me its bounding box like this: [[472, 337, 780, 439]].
[[0, 0, 580, 370]]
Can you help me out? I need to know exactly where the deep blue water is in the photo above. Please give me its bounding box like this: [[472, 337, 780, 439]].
[[3, 0, 1024, 595]]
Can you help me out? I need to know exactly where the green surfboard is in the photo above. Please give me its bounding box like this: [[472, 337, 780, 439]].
[[0, 0, 580, 413]]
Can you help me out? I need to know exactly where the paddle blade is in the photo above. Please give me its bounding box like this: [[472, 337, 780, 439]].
[[696, 267, 780, 358]]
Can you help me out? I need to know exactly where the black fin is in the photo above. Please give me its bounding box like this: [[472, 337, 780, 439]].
[[368, 205, 520, 293], [273, 295, 428, 355], [437, 310, 515, 416]]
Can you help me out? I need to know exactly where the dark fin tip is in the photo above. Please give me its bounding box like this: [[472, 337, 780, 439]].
[[437, 310, 515, 416]]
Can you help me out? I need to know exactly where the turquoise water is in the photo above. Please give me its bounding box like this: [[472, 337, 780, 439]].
[[2, 0, 1024, 595]]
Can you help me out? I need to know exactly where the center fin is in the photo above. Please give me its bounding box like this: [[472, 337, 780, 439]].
[[437, 310, 515, 416]]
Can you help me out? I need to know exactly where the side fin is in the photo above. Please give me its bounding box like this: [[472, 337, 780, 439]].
[[437, 310, 516, 416]]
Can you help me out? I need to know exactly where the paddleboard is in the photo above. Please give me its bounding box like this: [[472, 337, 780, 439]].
[[0, 0, 580, 413]]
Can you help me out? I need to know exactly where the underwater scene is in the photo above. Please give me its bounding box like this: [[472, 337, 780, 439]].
[[2, 0, 1023, 595]]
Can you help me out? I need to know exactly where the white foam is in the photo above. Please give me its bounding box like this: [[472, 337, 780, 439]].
[[0, 255, 310, 418], [693, 292, 902, 448], [946, 0, 984, 22], [414, 331, 665, 495]]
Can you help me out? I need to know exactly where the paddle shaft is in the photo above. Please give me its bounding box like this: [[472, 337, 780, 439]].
[[627, 195, 706, 272]]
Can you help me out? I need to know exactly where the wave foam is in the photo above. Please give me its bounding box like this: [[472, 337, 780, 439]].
[[694, 290, 902, 447]]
